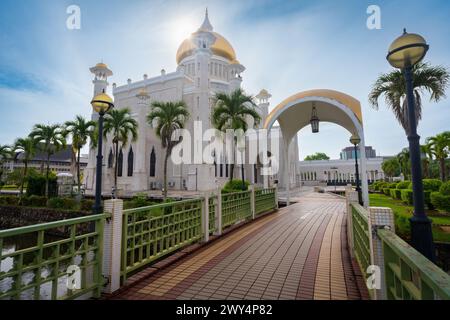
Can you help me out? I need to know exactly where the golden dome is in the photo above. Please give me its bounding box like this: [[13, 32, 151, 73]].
[[95, 62, 108, 69], [176, 32, 237, 64]]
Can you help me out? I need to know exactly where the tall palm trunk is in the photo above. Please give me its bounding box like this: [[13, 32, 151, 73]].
[[77, 149, 81, 194], [46, 152, 50, 197], [114, 141, 119, 198], [20, 161, 28, 196], [439, 157, 446, 181], [163, 149, 170, 200]]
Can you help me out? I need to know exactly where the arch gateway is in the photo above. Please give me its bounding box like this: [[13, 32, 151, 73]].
[[263, 89, 369, 206]]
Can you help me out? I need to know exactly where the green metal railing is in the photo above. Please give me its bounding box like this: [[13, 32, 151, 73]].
[[255, 188, 277, 215], [378, 229, 450, 300], [121, 198, 203, 282], [351, 204, 372, 285], [0, 214, 106, 300], [208, 196, 217, 234], [221, 191, 252, 229]]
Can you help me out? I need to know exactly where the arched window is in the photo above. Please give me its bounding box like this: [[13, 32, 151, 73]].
[[127, 146, 134, 177], [108, 148, 113, 168], [117, 148, 123, 177], [150, 147, 156, 177]]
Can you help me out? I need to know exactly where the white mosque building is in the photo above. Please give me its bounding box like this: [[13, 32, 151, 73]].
[[84, 10, 300, 197]]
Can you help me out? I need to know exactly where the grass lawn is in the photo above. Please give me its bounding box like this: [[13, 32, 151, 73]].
[[369, 193, 450, 243]]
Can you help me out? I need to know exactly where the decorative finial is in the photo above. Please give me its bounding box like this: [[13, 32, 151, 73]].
[[403, 28, 407, 34], [199, 7, 213, 31]]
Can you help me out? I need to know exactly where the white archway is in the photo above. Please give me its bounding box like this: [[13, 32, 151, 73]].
[[263, 89, 369, 206]]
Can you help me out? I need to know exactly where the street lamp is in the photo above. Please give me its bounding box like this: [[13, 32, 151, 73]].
[[350, 135, 363, 205], [91, 90, 114, 215], [387, 29, 435, 261], [310, 102, 320, 133]]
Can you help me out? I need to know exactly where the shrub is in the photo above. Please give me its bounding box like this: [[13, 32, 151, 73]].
[[431, 192, 450, 213], [408, 179, 443, 192], [439, 181, 450, 196], [124, 193, 155, 210], [392, 189, 402, 200], [374, 181, 388, 191], [27, 175, 57, 197], [47, 197, 77, 210], [401, 189, 414, 205], [0, 195, 20, 206], [80, 199, 95, 212], [21, 195, 48, 207], [382, 188, 391, 196], [389, 188, 397, 199], [1, 184, 19, 190], [223, 180, 250, 192], [423, 191, 434, 210], [396, 181, 411, 190]]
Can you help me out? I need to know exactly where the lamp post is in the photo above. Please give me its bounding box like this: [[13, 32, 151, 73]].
[[350, 135, 363, 205], [91, 90, 114, 215], [387, 29, 435, 261]]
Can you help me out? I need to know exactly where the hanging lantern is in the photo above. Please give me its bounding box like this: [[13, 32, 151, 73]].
[[310, 102, 319, 133]]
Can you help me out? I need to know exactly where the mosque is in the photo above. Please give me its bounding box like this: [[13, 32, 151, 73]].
[[83, 10, 300, 196]]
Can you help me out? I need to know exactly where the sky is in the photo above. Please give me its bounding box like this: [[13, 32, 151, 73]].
[[0, 0, 449, 160]]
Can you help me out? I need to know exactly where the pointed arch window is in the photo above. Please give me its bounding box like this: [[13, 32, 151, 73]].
[[108, 148, 113, 168], [117, 148, 123, 177], [127, 147, 134, 177], [150, 147, 156, 177]]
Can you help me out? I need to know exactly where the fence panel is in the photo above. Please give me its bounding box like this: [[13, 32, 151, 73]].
[[221, 191, 252, 229], [351, 204, 371, 280], [121, 199, 203, 282], [378, 229, 450, 300], [255, 188, 277, 215], [0, 214, 106, 300], [208, 196, 217, 234]]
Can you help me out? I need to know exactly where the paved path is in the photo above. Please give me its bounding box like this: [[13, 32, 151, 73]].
[[113, 192, 367, 300]]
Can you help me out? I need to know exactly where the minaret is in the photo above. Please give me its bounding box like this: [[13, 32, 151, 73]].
[[133, 89, 151, 192], [256, 89, 272, 127], [85, 62, 113, 193]]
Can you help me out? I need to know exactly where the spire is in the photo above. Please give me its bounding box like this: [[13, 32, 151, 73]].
[[198, 8, 213, 32]]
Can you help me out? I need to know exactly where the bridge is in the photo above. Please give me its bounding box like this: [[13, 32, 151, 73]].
[[1, 186, 449, 300]]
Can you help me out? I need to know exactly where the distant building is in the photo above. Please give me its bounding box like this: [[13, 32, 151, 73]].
[[340, 146, 377, 160], [2, 145, 88, 176]]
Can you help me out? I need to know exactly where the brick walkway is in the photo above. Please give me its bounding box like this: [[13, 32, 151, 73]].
[[112, 192, 368, 300]]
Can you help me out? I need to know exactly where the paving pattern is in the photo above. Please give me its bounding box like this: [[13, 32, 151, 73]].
[[113, 192, 367, 300]]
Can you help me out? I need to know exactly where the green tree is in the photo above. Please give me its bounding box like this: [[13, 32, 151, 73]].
[[304, 152, 330, 161], [369, 62, 449, 132], [13, 137, 36, 196], [29, 124, 66, 196], [103, 108, 139, 196], [382, 158, 401, 179], [420, 143, 433, 178], [147, 101, 189, 200], [211, 89, 261, 186], [397, 148, 411, 179], [426, 131, 450, 181], [64, 115, 96, 194], [0, 144, 12, 182]]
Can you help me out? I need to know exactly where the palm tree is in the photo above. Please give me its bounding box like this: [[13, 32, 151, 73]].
[[29, 124, 66, 196], [426, 132, 450, 181], [13, 138, 36, 196], [420, 143, 433, 178], [397, 148, 411, 180], [0, 145, 12, 183], [211, 89, 261, 186], [369, 62, 449, 133], [103, 108, 138, 195], [64, 115, 96, 194], [147, 101, 189, 200]]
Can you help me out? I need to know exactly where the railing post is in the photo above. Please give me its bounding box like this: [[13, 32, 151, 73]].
[[102, 199, 123, 294], [250, 185, 256, 220], [214, 186, 222, 236], [274, 183, 279, 209], [345, 185, 357, 257], [202, 193, 210, 243], [368, 206, 395, 300]]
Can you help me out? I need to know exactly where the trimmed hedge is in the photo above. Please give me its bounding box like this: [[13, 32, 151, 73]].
[[396, 181, 411, 190], [440, 181, 450, 196], [0, 195, 20, 206], [47, 197, 78, 210], [408, 179, 442, 192], [431, 192, 450, 213], [382, 188, 391, 196], [391, 189, 402, 200], [223, 180, 250, 192], [20, 195, 47, 207], [27, 175, 57, 197], [401, 189, 414, 205]]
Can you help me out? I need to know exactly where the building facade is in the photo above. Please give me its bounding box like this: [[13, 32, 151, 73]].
[[340, 146, 377, 160], [84, 10, 299, 196]]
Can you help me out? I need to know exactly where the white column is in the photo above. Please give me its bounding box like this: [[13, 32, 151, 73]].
[[359, 135, 369, 207], [284, 140, 290, 206], [202, 192, 210, 243], [102, 199, 123, 293], [250, 185, 256, 220]]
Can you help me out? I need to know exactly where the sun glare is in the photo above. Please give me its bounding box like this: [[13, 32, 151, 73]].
[[169, 16, 197, 45]]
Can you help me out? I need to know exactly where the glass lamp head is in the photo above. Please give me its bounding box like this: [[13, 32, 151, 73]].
[[387, 29, 428, 69]]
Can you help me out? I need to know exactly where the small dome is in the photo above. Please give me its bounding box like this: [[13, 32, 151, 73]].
[[95, 62, 108, 69], [176, 10, 237, 64]]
